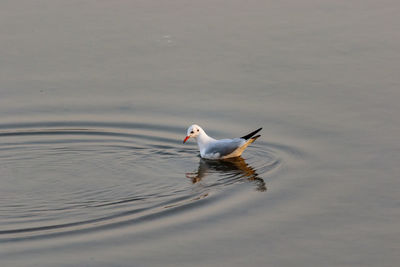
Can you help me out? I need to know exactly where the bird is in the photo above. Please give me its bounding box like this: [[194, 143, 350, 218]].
[[183, 124, 262, 159]]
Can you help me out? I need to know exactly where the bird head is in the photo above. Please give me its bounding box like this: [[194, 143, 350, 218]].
[[183, 124, 202, 143]]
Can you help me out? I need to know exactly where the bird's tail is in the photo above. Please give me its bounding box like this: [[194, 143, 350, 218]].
[[248, 134, 261, 144], [241, 128, 262, 140]]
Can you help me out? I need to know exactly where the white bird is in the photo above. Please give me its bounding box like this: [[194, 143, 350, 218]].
[[183, 124, 262, 159]]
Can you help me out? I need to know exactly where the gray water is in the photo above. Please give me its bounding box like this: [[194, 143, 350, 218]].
[[1, 1, 399, 266]]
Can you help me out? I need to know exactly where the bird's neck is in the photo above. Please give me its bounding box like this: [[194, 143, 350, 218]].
[[195, 131, 214, 149]]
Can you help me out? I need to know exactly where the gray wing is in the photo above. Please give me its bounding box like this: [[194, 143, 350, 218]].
[[204, 138, 245, 157]]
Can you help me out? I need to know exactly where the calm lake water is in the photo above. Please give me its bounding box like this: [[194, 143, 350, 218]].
[[1, 1, 399, 266]]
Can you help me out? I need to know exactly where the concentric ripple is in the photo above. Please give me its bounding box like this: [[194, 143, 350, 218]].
[[0, 121, 283, 242]]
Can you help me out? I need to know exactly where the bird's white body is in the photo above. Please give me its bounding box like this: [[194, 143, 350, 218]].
[[183, 124, 261, 159]]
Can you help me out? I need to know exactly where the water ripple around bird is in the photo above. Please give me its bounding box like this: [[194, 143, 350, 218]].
[[0, 121, 295, 243]]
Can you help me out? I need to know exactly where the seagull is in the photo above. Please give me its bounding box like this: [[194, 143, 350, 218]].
[[183, 124, 262, 159]]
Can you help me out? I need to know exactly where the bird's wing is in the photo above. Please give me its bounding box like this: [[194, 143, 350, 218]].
[[204, 138, 245, 158]]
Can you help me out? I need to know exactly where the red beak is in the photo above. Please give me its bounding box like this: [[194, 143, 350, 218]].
[[183, 136, 190, 143]]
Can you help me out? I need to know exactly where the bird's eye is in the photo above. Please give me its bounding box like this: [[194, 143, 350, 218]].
[[197, 129, 199, 132], [190, 131, 194, 134]]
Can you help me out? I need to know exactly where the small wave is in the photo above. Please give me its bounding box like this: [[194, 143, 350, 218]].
[[0, 121, 286, 242]]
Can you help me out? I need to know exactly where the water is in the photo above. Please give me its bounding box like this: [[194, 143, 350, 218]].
[[1, 1, 399, 266]]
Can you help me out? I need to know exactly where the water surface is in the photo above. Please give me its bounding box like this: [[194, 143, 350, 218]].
[[1, 1, 399, 266]]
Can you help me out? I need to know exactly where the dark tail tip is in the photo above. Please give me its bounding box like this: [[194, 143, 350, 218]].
[[241, 127, 263, 140]]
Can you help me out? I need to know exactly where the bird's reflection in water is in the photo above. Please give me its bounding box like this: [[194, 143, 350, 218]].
[[186, 157, 266, 192]]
